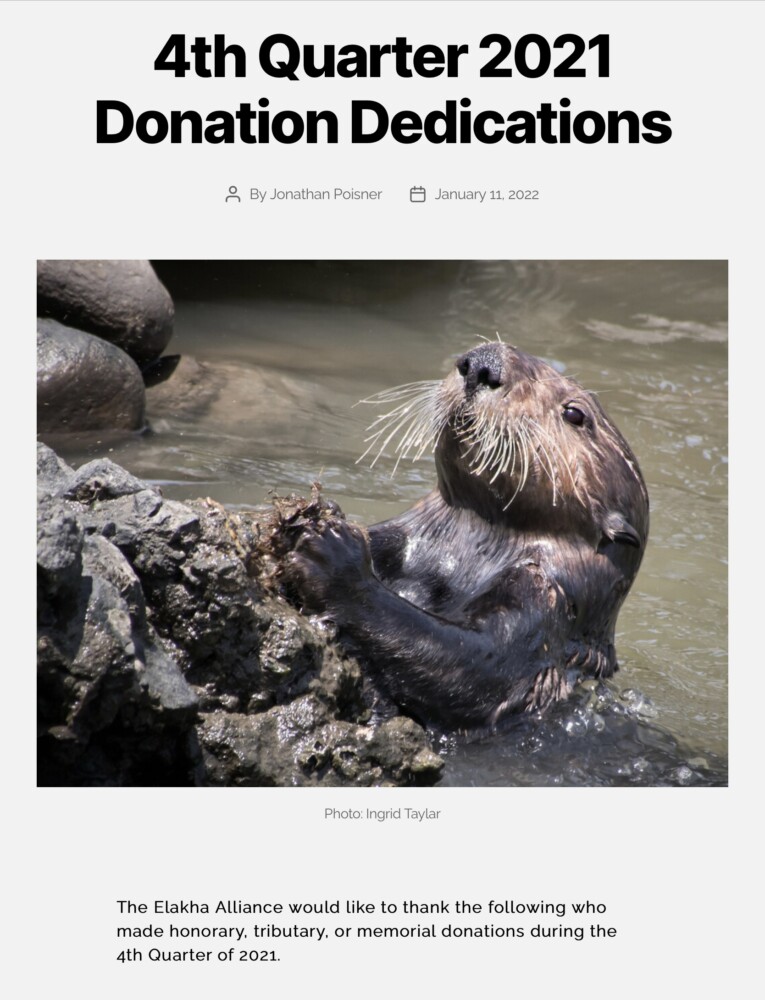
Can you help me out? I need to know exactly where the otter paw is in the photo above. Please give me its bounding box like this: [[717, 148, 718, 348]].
[[283, 519, 372, 612]]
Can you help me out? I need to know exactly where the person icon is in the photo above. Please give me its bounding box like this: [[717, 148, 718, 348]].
[[226, 185, 241, 203]]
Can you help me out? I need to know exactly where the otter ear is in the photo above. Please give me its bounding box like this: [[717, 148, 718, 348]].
[[602, 511, 642, 548]]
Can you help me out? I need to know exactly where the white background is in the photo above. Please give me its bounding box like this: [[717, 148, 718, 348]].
[[7, 2, 759, 996]]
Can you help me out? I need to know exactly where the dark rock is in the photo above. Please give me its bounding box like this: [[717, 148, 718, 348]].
[[37, 490, 199, 785], [37, 494, 83, 596], [37, 259, 174, 366], [37, 318, 146, 434], [367, 717, 445, 781], [36, 441, 75, 496], [141, 354, 181, 388], [139, 641, 200, 719], [196, 697, 442, 787], [36, 443, 444, 787], [37, 444, 199, 784], [64, 457, 150, 503]]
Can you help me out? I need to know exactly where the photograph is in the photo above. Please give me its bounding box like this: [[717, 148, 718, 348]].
[[37, 259, 728, 787]]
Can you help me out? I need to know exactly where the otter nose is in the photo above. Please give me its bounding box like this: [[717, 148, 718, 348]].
[[456, 345, 504, 396]]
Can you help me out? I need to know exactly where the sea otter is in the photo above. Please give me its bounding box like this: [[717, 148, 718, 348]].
[[284, 342, 649, 730]]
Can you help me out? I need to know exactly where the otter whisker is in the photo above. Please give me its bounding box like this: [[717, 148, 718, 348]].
[[493, 424, 514, 480], [454, 409, 537, 504], [467, 417, 495, 475], [356, 380, 450, 472], [360, 392, 438, 443], [459, 412, 503, 476], [504, 419, 532, 506], [526, 418, 587, 508], [535, 437, 559, 504], [360, 407, 423, 465], [487, 429, 511, 483], [396, 398, 450, 467], [355, 380, 443, 407], [362, 404, 434, 469], [523, 420, 560, 505]]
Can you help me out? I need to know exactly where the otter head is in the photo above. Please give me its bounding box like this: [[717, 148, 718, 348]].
[[434, 343, 649, 569], [360, 340, 648, 577]]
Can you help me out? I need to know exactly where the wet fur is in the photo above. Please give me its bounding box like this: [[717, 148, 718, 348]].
[[286, 343, 648, 730]]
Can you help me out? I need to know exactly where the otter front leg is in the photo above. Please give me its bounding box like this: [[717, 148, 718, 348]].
[[285, 518, 375, 611], [284, 520, 553, 729]]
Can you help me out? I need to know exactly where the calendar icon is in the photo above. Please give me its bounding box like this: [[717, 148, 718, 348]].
[[410, 186, 426, 203]]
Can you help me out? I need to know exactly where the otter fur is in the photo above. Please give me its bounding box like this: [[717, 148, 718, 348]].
[[284, 342, 649, 730]]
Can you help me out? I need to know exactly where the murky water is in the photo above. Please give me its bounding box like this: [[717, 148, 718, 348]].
[[52, 260, 728, 786]]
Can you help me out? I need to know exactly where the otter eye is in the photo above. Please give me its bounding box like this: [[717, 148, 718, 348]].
[[562, 405, 586, 426]]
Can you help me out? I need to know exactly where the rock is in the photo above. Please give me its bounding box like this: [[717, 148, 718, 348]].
[[38, 488, 199, 785], [36, 442, 74, 496], [64, 457, 151, 503], [196, 697, 442, 787], [37, 494, 83, 597], [145, 355, 223, 419], [37, 319, 146, 434], [37, 259, 174, 366], [35, 444, 444, 787]]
